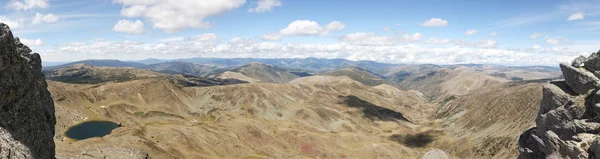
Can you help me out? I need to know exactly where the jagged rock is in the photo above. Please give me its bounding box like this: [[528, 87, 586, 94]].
[[0, 127, 33, 159], [519, 51, 600, 159], [560, 62, 600, 95], [0, 23, 56, 158], [421, 148, 449, 159], [539, 82, 576, 115], [74, 146, 148, 159], [518, 128, 544, 159], [573, 55, 587, 68], [584, 51, 600, 77]]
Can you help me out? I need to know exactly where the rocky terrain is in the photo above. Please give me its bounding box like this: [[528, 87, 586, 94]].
[[0, 23, 56, 158], [518, 51, 600, 158]]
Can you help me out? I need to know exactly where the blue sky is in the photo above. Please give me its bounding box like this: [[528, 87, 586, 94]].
[[1, 0, 599, 66]]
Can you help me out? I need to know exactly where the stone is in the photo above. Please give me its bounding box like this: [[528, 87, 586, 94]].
[[0, 23, 56, 158], [573, 55, 587, 68], [539, 82, 575, 115], [519, 51, 600, 159], [421, 148, 449, 159], [560, 62, 600, 95], [585, 51, 600, 77]]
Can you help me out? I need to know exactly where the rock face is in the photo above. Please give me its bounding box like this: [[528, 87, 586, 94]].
[[0, 23, 56, 158], [421, 149, 449, 159], [518, 51, 600, 158]]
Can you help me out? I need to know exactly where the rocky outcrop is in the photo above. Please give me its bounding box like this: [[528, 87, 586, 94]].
[[518, 50, 600, 158], [421, 149, 449, 159], [0, 23, 56, 158]]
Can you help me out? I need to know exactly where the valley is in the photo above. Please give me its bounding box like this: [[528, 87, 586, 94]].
[[44, 59, 558, 158]]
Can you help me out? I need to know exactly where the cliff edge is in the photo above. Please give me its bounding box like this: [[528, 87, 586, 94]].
[[0, 23, 56, 158]]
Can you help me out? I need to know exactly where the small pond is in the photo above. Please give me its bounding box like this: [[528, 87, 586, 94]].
[[65, 121, 119, 140]]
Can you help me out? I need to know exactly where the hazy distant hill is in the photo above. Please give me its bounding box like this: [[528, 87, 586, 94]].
[[172, 57, 400, 73], [147, 61, 222, 77], [393, 67, 509, 99], [324, 67, 388, 86], [210, 63, 311, 83], [43, 59, 148, 70], [43, 64, 245, 86]]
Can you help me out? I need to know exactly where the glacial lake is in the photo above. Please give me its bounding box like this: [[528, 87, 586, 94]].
[[65, 121, 119, 140]]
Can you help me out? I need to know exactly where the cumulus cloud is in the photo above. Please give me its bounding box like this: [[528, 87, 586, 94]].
[[264, 20, 345, 40], [324, 21, 345, 32], [425, 37, 451, 44], [32, 13, 59, 24], [40, 38, 576, 66], [533, 45, 541, 49], [339, 32, 422, 46], [185, 33, 217, 41], [6, 0, 49, 10], [339, 32, 396, 45], [248, 0, 281, 13], [0, 16, 20, 28], [464, 29, 478, 35], [20, 38, 43, 46], [420, 18, 448, 27], [115, 0, 245, 33], [567, 12, 584, 21], [545, 38, 559, 45], [261, 32, 282, 41], [529, 33, 542, 39], [113, 20, 146, 34]]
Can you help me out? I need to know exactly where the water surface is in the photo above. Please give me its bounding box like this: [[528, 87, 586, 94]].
[[65, 121, 119, 140]]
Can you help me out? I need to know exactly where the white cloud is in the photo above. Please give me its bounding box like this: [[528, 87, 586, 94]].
[[425, 37, 451, 44], [160, 37, 184, 43], [186, 33, 217, 41], [401, 33, 422, 42], [533, 45, 541, 49], [382, 27, 390, 32], [32, 12, 59, 24], [248, 0, 281, 13], [454, 39, 497, 48], [6, 0, 49, 10], [115, 0, 245, 33], [261, 32, 281, 41], [529, 33, 542, 39], [339, 32, 395, 46], [20, 38, 43, 46], [420, 18, 448, 27], [464, 29, 478, 35], [477, 40, 496, 48], [324, 21, 345, 32], [545, 38, 559, 45], [113, 19, 146, 34], [489, 32, 497, 36], [567, 12, 584, 21], [339, 32, 421, 45], [0, 16, 20, 29], [279, 20, 345, 36]]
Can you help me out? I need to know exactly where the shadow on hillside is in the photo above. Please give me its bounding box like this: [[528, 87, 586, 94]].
[[338, 95, 411, 122], [388, 130, 442, 147]]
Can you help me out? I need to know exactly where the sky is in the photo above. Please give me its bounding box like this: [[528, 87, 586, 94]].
[[1, 0, 599, 66]]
